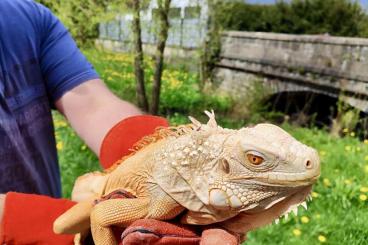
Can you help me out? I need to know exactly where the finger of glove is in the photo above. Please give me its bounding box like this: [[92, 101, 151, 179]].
[[200, 228, 240, 245], [121, 219, 201, 245]]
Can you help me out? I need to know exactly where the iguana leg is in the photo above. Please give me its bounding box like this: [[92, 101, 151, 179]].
[[90, 198, 150, 245], [90, 194, 185, 245]]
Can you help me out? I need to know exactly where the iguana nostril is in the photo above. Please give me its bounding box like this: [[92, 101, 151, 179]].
[[305, 160, 312, 169]]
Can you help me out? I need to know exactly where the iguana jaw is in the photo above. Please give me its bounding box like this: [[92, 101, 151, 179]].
[[237, 185, 313, 233]]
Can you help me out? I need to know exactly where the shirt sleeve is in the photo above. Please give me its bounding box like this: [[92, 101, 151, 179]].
[[37, 4, 99, 103]]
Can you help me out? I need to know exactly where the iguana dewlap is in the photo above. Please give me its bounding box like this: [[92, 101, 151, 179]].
[[53, 111, 320, 245]]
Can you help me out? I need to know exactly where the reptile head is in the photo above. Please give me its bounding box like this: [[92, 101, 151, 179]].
[[208, 123, 320, 223]]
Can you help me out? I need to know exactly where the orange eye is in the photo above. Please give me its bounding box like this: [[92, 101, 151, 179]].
[[246, 154, 264, 165]]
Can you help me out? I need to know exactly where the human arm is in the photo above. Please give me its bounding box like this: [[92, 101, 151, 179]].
[[55, 78, 141, 155]]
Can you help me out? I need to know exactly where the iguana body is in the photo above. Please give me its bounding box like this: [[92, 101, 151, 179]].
[[54, 111, 320, 245]]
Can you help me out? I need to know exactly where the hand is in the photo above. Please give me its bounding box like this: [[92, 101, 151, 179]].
[[0, 194, 6, 238], [120, 219, 240, 245]]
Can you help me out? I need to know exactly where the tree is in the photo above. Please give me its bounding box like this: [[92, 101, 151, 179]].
[[132, 0, 149, 111], [150, 0, 171, 115], [200, 0, 224, 86], [130, 0, 172, 114]]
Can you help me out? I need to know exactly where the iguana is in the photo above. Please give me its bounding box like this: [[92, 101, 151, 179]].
[[53, 111, 320, 245]]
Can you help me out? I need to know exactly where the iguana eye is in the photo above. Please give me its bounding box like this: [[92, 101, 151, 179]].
[[247, 154, 264, 165]]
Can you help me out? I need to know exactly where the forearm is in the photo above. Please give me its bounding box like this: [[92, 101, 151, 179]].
[[56, 79, 142, 154]]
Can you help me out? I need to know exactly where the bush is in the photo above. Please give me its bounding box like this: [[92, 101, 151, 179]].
[[218, 0, 368, 37]]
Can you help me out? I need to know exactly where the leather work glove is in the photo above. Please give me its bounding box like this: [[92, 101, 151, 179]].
[[100, 116, 241, 245]]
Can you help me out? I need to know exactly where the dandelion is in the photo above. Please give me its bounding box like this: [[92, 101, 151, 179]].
[[342, 128, 349, 133], [323, 178, 331, 187], [350, 132, 355, 137], [56, 142, 63, 151], [360, 186, 368, 193], [312, 192, 319, 198], [318, 235, 327, 243], [344, 179, 352, 185], [293, 228, 302, 236], [359, 194, 367, 201], [301, 216, 309, 224], [364, 139, 368, 144]]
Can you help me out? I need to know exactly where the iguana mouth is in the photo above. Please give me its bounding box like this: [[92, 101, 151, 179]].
[[218, 185, 313, 238], [241, 185, 312, 214]]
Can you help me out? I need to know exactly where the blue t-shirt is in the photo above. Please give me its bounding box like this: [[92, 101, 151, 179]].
[[0, 0, 99, 197]]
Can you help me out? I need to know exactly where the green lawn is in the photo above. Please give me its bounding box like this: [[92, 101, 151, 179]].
[[55, 48, 368, 245]]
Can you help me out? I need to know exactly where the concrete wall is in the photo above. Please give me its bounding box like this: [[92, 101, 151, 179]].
[[215, 31, 368, 112]]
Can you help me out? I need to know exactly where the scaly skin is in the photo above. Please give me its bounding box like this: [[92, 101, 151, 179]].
[[53, 111, 320, 245]]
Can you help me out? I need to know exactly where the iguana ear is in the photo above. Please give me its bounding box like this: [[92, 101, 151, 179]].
[[99, 115, 169, 169]]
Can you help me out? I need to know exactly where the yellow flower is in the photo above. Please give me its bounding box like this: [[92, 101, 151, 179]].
[[301, 216, 309, 224], [364, 139, 368, 144], [344, 145, 351, 151], [318, 235, 327, 243], [56, 142, 63, 151], [360, 186, 368, 193], [293, 228, 302, 236], [342, 128, 349, 133], [323, 178, 331, 187], [359, 194, 367, 201], [344, 179, 352, 185], [312, 192, 319, 198], [320, 151, 326, 156], [350, 132, 355, 137]]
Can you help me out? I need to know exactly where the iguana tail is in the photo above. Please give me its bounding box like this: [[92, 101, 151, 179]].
[[71, 171, 108, 202]]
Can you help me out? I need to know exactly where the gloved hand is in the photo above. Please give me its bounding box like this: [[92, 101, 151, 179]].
[[121, 219, 241, 245], [100, 115, 241, 245]]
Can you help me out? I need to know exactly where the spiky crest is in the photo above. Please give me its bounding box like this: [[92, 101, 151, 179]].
[[104, 124, 197, 173], [104, 111, 219, 173]]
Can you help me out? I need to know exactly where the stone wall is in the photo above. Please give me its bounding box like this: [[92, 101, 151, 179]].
[[215, 31, 368, 112]]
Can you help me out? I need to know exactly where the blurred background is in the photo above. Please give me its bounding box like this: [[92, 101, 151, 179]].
[[38, 0, 368, 244]]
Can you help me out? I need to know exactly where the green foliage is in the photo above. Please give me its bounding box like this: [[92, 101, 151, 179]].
[[83, 49, 232, 116], [219, 0, 368, 37], [36, 0, 122, 46], [53, 112, 100, 198]]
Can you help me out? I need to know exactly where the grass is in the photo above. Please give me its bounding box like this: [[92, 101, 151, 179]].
[[55, 48, 368, 245]]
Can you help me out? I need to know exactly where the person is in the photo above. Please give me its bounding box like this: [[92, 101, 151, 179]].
[[0, 0, 240, 244]]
